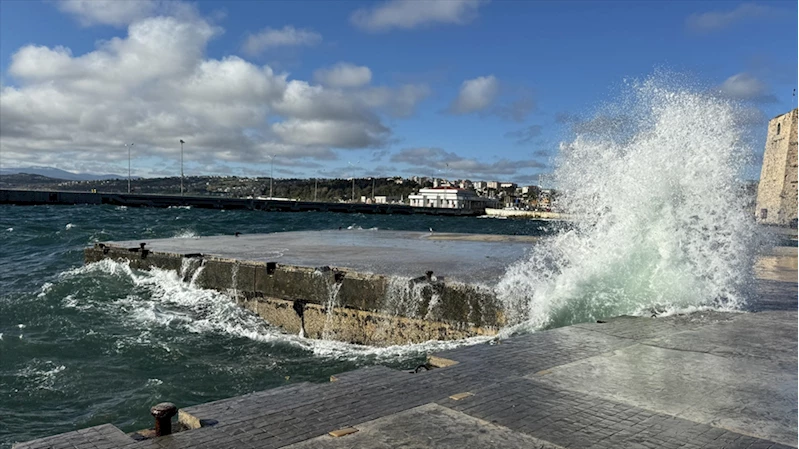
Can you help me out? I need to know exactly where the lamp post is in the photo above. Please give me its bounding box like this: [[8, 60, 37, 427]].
[[314, 169, 325, 203], [348, 161, 359, 202], [268, 154, 276, 199], [179, 139, 185, 196], [371, 177, 375, 202], [125, 143, 134, 193]]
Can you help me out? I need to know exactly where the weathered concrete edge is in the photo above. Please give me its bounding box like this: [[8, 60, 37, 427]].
[[85, 243, 504, 345]]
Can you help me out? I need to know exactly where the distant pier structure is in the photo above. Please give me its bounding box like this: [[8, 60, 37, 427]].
[[756, 108, 798, 226]]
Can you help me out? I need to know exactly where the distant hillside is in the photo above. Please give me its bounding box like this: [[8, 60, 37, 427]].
[[0, 166, 125, 181], [0, 173, 64, 185]]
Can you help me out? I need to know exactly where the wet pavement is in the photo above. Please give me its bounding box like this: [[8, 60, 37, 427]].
[[110, 230, 539, 284]]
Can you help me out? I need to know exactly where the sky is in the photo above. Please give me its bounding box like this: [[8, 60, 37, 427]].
[[0, 0, 796, 183]]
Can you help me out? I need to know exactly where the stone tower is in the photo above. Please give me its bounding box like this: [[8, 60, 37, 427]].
[[755, 108, 798, 226]]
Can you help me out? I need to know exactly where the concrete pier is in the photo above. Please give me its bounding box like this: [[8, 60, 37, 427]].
[[85, 231, 539, 345]]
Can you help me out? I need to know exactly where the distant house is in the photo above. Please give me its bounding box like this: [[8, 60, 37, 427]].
[[409, 187, 496, 211], [361, 195, 402, 204]]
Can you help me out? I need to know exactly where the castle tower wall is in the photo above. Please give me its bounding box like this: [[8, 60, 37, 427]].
[[755, 108, 798, 226]]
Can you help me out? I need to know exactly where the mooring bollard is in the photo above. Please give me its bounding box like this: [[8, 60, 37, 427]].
[[150, 402, 177, 436]]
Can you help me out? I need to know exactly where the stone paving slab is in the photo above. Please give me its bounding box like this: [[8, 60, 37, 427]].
[[12, 424, 133, 449], [439, 377, 794, 449], [282, 403, 563, 449], [528, 343, 797, 445]]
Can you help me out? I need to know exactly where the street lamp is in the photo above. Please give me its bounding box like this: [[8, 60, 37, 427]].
[[268, 154, 276, 199], [348, 161, 359, 202], [179, 139, 185, 196], [314, 169, 326, 203], [125, 143, 134, 193]]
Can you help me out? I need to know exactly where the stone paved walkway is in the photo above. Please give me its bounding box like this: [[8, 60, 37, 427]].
[[15, 304, 797, 449]]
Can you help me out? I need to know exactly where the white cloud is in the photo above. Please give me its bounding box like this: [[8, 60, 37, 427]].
[[0, 16, 422, 175], [55, 0, 201, 27], [314, 63, 372, 88], [356, 84, 431, 118], [718, 73, 775, 102], [273, 119, 389, 148], [56, 0, 158, 27], [686, 3, 780, 33], [242, 26, 322, 55], [390, 147, 545, 177], [449, 75, 499, 114], [351, 0, 488, 32]]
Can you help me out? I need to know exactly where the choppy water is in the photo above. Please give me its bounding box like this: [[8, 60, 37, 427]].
[[0, 205, 552, 447]]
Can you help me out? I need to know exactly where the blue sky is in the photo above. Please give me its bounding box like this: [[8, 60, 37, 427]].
[[0, 0, 796, 182]]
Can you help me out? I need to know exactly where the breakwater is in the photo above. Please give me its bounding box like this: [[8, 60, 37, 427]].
[[0, 189, 482, 216], [83, 231, 537, 345]]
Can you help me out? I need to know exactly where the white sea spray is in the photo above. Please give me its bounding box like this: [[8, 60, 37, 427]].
[[496, 78, 758, 331]]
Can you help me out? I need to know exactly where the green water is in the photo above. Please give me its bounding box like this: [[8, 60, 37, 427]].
[[0, 204, 553, 447]]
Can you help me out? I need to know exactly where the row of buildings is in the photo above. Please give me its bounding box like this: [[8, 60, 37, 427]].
[[362, 181, 555, 212]]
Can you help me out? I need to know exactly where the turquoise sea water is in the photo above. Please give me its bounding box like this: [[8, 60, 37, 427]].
[[0, 204, 554, 447]]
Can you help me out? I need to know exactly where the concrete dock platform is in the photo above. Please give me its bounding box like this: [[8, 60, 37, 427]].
[[14, 308, 797, 448], [102, 230, 538, 284], [85, 231, 540, 345]]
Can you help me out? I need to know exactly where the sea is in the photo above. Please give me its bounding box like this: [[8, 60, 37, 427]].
[[3, 76, 794, 447], [0, 205, 554, 447]]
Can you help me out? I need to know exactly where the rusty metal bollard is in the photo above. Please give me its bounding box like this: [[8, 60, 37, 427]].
[[150, 402, 177, 436]]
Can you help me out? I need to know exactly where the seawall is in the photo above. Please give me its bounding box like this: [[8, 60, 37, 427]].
[[83, 231, 535, 345], [0, 189, 482, 216]]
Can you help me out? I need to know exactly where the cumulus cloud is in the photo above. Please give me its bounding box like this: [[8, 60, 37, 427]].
[[449, 75, 499, 114], [357, 84, 431, 118], [390, 147, 545, 177], [314, 63, 372, 88], [718, 73, 776, 103], [686, 3, 780, 33], [447, 76, 533, 121], [56, 0, 158, 27], [242, 26, 322, 56], [351, 0, 488, 32], [0, 16, 424, 176], [505, 125, 542, 144]]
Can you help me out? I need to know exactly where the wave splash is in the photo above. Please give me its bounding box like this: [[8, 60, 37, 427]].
[[60, 259, 484, 360], [497, 77, 758, 331]]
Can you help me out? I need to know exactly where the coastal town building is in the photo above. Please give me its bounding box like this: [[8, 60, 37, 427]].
[[408, 187, 496, 211], [756, 108, 798, 226], [360, 195, 402, 204]]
